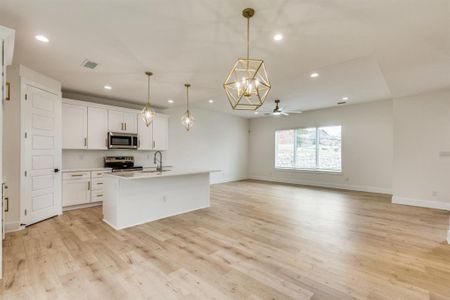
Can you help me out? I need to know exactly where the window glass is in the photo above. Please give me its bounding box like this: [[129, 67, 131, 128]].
[[275, 130, 295, 168], [295, 128, 316, 169], [318, 126, 342, 171]]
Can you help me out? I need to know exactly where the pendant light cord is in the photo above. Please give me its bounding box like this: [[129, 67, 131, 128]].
[[147, 75, 151, 105], [246, 16, 250, 61], [186, 85, 190, 111]]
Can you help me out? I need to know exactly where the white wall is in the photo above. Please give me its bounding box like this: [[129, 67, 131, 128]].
[[248, 100, 394, 194], [392, 89, 450, 210], [164, 106, 249, 184]]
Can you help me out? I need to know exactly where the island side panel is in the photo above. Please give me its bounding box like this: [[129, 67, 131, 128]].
[[116, 173, 210, 229], [103, 175, 120, 229]]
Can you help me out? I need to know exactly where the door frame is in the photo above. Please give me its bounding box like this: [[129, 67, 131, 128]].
[[20, 78, 62, 226]]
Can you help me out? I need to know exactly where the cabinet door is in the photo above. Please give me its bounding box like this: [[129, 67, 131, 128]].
[[62, 179, 90, 206], [87, 107, 108, 149], [153, 114, 169, 150], [62, 103, 87, 149], [108, 110, 124, 132], [137, 116, 153, 150], [123, 112, 138, 133]]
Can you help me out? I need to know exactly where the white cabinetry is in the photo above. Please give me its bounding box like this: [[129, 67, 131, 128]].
[[87, 107, 108, 149], [61, 99, 168, 151], [137, 113, 169, 151], [108, 110, 138, 133], [62, 102, 87, 149], [62, 169, 109, 209], [62, 172, 90, 206]]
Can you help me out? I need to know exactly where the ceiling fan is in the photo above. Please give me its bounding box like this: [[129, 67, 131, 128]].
[[260, 99, 303, 116]]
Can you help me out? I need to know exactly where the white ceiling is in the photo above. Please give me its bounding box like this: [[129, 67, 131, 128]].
[[0, 0, 449, 118]]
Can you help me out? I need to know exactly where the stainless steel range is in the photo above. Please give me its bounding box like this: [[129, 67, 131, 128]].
[[104, 156, 143, 172]]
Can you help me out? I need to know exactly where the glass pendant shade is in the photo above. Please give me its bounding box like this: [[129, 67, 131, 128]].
[[141, 71, 156, 127], [141, 103, 156, 127], [181, 110, 195, 131], [182, 83, 195, 131], [223, 8, 271, 110]]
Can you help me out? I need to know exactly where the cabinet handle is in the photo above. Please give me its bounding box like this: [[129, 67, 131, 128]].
[[4, 197, 9, 212], [97, 182, 103, 185], [71, 174, 83, 177], [125, 123, 127, 131], [88, 182, 91, 190], [84, 137, 87, 147], [6, 82, 11, 101], [97, 194, 103, 197]]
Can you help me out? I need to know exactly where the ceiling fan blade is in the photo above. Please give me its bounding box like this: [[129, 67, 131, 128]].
[[281, 112, 289, 116]]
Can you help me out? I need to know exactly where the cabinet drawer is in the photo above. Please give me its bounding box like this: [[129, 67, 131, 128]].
[[63, 172, 90, 180], [91, 178, 104, 190], [91, 190, 104, 202], [91, 170, 109, 178]]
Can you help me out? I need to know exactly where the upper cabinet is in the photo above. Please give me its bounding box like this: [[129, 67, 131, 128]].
[[87, 107, 108, 150], [108, 109, 137, 133], [137, 113, 169, 151], [62, 98, 168, 151], [62, 102, 87, 149]]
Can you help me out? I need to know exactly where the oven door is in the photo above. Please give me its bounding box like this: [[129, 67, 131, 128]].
[[108, 132, 138, 149]]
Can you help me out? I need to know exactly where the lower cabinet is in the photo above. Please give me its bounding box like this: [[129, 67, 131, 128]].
[[62, 170, 109, 209]]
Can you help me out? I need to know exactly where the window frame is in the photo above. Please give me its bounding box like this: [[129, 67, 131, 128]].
[[274, 126, 343, 173]]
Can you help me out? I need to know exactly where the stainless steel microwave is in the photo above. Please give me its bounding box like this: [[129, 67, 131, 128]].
[[107, 132, 139, 149]]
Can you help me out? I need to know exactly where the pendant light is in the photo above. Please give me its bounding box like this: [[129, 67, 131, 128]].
[[181, 83, 195, 131], [141, 71, 156, 127], [223, 8, 271, 110]]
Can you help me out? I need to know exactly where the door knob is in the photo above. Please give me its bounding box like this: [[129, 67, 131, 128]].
[[54, 168, 60, 173]]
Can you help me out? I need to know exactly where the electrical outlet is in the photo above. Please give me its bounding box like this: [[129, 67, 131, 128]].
[[345, 177, 350, 182], [432, 191, 438, 197], [162, 195, 167, 202]]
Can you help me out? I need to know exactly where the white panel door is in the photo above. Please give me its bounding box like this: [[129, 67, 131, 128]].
[[24, 85, 61, 225], [153, 114, 169, 150], [62, 103, 87, 149], [123, 112, 138, 133], [108, 110, 124, 132], [88, 107, 108, 149], [137, 116, 153, 150]]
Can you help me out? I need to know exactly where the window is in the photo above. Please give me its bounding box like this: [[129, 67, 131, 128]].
[[275, 126, 342, 172]]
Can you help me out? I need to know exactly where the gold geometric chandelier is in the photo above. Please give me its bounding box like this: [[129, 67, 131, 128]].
[[223, 8, 271, 110], [141, 71, 156, 127], [181, 83, 195, 131]]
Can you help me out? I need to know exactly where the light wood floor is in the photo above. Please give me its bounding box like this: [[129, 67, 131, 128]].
[[2, 180, 450, 299]]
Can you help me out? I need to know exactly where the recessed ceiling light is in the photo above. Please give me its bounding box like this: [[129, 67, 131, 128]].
[[35, 35, 49, 43], [310, 72, 319, 78], [342, 97, 349, 101], [104, 85, 112, 90], [208, 99, 214, 103], [273, 34, 283, 41], [254, 111, 259, 115], [168, 99, 174, 104]]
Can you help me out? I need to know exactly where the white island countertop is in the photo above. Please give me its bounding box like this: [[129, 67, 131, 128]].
[[104, 169, 220, 180]]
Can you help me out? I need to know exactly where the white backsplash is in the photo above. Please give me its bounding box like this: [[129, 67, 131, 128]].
[[62, 149, 168, 170]]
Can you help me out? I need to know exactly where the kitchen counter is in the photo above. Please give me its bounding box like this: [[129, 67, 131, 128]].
[[104, 169, 219, 180], [103, 169, 215, 230], [62, 167, 112, 173]]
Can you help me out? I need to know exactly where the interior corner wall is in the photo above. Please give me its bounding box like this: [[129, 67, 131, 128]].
[[164, 106, 249, 184], [248, 100, 394, 194], [392, 89, 450, 210]]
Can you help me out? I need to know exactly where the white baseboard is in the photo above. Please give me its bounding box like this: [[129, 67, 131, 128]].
[[392, 196, 450, 211], [5, 221, 25, 233], [248, 175, 392, 194], [63, 201, 102, 211], [210, 175, 248, 185]]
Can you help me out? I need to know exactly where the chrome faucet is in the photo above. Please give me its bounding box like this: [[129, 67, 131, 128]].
[[154, 151, 163, 172]]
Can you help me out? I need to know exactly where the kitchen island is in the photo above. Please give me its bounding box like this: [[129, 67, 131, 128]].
[[102, 170, 215, 230]]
